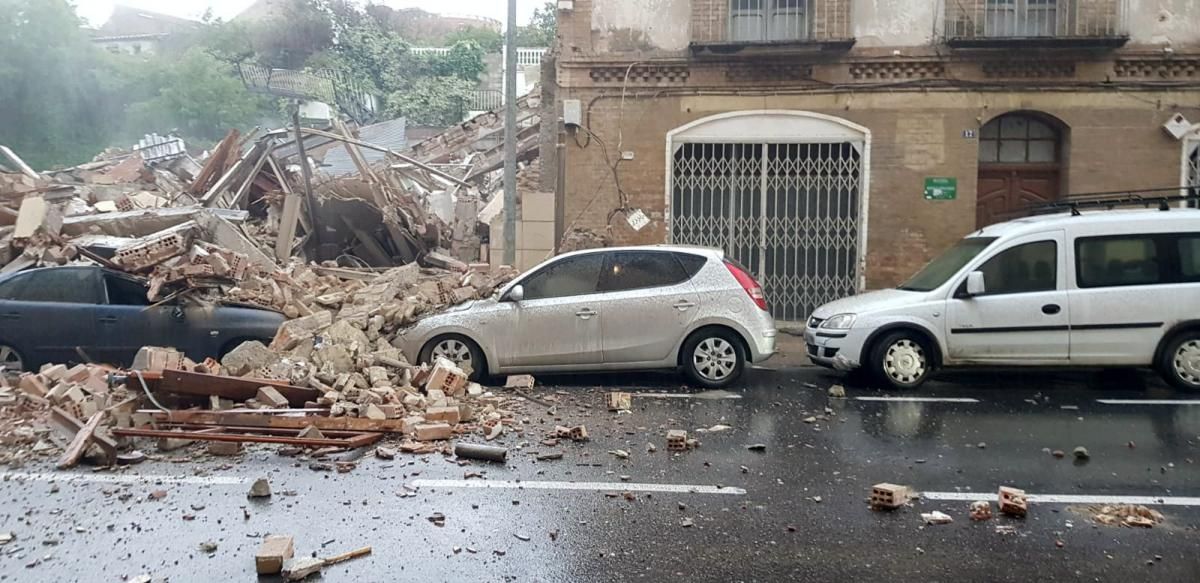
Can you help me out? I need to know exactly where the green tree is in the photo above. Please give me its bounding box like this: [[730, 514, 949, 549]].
[[517, 1, 557, 47], [0, 0, 115, 169], [384, 76, 474, 126], [444, 27, 503, 52], [118, 48, 272, 144]]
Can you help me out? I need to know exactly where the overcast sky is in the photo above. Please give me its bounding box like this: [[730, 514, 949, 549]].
[[73, 0, 543, 28]]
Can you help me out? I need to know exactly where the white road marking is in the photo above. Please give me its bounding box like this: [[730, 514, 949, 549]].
[[636, 393, 743, 400], [1, 472, 247, 486], [1097, 399, 1200, 406], [412, 479, 746, 495], [921, 491, 1200, 506], [854, 396, 980, 403]]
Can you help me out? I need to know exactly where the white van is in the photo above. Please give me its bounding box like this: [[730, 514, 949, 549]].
[[805, 208, 1200, 390]]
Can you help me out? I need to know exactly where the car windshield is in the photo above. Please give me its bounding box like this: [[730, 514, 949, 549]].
[[898, 237, 998, 292]]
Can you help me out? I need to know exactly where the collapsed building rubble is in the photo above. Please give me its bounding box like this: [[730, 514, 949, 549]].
[[0, 92, 570, 469]]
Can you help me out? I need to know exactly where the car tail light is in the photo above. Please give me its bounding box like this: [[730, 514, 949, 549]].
[[724, 260, 768, 311]]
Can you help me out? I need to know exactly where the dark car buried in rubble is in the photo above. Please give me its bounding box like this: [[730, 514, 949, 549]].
[[0, 265, 285, 372]]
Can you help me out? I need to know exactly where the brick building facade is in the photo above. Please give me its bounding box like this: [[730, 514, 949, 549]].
[[545, 0, 1200, 323]]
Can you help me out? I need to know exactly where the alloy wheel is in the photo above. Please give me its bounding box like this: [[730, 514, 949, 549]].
[[883, 339, 926, 384], [0, 345, 23, 373], [432, 338, 474, 373], [1173, 340, 1200, 387], [693, 337, 736, 382]]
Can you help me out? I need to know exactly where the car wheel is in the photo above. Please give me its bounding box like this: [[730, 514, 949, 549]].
[[420, 335, 486, 382], [1158, 331, 1200, 392], [682, 328, 746, 389], [868, 331, 933, 390], [0, 344, 25, 373]]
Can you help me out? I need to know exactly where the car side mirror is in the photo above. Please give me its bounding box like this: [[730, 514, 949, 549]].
[[965, 271, 986, 297], [506, 285, 524, 303], [171, 306, 185, 321]]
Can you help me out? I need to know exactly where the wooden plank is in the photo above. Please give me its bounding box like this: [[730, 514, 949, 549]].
[[187, 130, 239, 195], [271, 155, 303, 262], [149, 410, 409, 434], [111, 427, 382, 448], [56, 411, 106, 469], [157, 369, 321, 408], [49, 407, 117, 464]]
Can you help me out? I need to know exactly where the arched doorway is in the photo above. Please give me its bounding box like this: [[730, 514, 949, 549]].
[[976, 112, 1066, 227], [666, 111, 870, 322]]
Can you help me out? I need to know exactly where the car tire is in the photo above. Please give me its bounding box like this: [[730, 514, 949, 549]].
[[681, 328, 746, 389], [420, 334, 486, 382], [867, 331, 934, 390], [0, 343, 25, 373], [1158, 331, 1200, 392]]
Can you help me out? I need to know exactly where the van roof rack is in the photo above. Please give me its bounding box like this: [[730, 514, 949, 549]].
[[1028, 186, 1199, 216]]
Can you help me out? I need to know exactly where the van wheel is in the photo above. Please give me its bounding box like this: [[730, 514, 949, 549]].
[[868, 331, 933, 390], [1159, 331, 1200, 392], [682, 328, 746, 389], [420, 335, 486, 382]]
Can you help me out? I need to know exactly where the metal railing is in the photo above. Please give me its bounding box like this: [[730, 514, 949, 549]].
[[410, 47, 452, 57], [516, 48, 547, 66], [695, 0, 852, 44], [237, 64, 378, 124], [467, 90, 503, 111], [945, 0, 1127, 40]]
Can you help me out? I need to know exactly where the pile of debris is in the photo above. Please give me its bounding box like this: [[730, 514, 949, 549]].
[[1083, 504, 1166, 528]]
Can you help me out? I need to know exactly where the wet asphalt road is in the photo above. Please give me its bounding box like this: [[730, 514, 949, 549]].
[[1, 365, 1199, 583]]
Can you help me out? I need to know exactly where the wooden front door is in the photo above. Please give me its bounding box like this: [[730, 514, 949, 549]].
[[977, 166, 1059, 228]]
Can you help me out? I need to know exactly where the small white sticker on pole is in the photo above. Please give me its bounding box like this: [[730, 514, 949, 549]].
[[625, 208, 650, 231]]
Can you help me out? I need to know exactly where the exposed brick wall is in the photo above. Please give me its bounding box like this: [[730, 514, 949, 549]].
[[560, 90, 1200, 290]]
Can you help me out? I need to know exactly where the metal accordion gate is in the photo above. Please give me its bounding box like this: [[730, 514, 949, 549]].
[[670, 132, 864, 323]]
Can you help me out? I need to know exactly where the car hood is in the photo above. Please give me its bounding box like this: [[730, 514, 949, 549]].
[[812, 289, 929, 319]]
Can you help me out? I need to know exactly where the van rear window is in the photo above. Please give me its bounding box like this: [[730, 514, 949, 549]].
[[1076, 236, 1162, 288]]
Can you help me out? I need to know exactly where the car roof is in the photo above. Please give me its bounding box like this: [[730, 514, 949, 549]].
[[968, 208, 1200, 240], [554, 244, 724, 261]]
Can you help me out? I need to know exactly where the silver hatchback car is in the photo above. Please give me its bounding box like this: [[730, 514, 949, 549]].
[[396, 246, 777, 388]]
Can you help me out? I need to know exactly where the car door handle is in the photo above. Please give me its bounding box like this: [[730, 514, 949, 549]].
[[575, 308, 597, 320], [0, 312, 19, 320], [673, 300, 696, 311], [98, 316, 118, 324], [1042, 304, 1061, 315]]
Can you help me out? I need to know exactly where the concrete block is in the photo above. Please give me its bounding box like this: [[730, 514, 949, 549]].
[[17, 374, 48, 397], [256, 386, 290, 409], [40, 364, 68, 380], [425, 406, 461, 425], [521, 192, 556, 222], [426, 358, 467, 395], [870, 483, 910, 510], [363, 404, 387, 420], [505, 375, 535, 389], [131, 346, 185, 373], [998, 486, 1028, 517], [666, 430, 688, 451], [520, 220, 556, 249], [207, 441, 243, 456], [255, 534, 295, 575], [414, 422, 453, 441], [282, 556, 323, 581], [606, 392, 632, 411]]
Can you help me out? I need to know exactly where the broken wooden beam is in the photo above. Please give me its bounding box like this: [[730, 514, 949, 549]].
[[156, 369, 321, 408], [49, 406, 117, 465], [56, 410, 106, 469], [147, 410, 409, 434], [111, 426, 382, 448]]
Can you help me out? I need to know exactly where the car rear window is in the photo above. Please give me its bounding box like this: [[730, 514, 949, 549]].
[[674, 252, 708, 278], [599, 251, 690, 292], [1180, 236, 1200, 282]]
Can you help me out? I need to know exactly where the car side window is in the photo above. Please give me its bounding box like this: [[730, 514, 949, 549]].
[[520, 254, 604, 301], [975, 240, 1057, 295], [599, 251, 689, 292], [1179, 236, 1200, 282], [1076, 236, 1161, 288], [0, 274, 29, 300], [13, 269, 100, 304], [675, 253, 708, 277], [105, 275, 151, 306]]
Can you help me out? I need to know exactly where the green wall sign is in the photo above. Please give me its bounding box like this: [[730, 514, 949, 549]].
[[924, 177, 957, 201]]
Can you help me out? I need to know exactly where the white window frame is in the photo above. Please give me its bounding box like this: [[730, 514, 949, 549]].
[[1181, 126, 1200, 208]]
